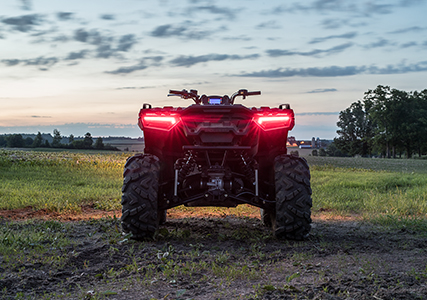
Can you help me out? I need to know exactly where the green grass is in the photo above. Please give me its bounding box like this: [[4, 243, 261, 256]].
[[311, 165, 427, 216], [0, 149, 128, 212], [1, 149, 427, 230], [306, 155, 427, 173]]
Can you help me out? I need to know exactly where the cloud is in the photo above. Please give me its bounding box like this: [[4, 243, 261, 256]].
[[1, 14, 42, 32], [307, 88, 338, 94], [270, 1, 357, 15], [400, 41, 417, 48], [169, 53, 259, 67], [106, 56, 164, 74], [31, 115, 51, 118], [150, 23, 216, 40], [117, 34, 137, 52], [2, 59, 21, 66], [266, 43, 353, 57], [222, 35, 251, 41], [362, 38, 395, 49], [399, 0, 424, 7], [73, 28, 112, 45], [96, 44, 114, 58], [255, 21, 281, 30], [1, 56, 58, 68], [194, 5, 237, 18], [100, 14, 115, 20], [309, 32, 357, 44], [238, 66, 363, 77], [364, 3, 393, 15], [269, 0, 423, 17], [23, 56, 58, 67], [105, 62, 148, 75], [320, 18, 347, 29], [57, 12, 74, 21], [388, 26, 426, 34], [236, 61, 427, 78], [72, 28, 137, 59], [20, 0, 32, 10], [52, 34, 69, 42], [65, 50, 88, 60]]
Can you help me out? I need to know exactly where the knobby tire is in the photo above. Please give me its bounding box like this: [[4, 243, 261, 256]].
[[121, 154, 160, 240], [274, 154, 312, 240]]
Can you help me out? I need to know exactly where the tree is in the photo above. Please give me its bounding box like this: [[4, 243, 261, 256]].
[[68, 134, 74, 144], [326, 141, 345, 157], [335, 100, 373, 157], [84, 132, 93, 148], [94, 137, 104, 149], [0, 135, 7, 147], [24, 137, 33, 147], [32, 132, 43, 148], [52, 129, 62, 148], [411, 89, 427, 157], [337, 85, 427, 158], [319, 148, 327, 157], [6, 134, 25, 148]]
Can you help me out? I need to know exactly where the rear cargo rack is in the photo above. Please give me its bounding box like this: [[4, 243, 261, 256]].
[[182, 145, 252, 151]]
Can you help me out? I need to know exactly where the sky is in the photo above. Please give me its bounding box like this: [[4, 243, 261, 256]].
[[1, 0, 427, 140]]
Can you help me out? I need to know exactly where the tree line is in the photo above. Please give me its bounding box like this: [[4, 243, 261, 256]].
[[0, 130, 119, 151], [333, 85, 427, 158]]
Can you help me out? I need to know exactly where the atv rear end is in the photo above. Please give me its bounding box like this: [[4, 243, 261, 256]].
[[121, 89, 312, 240]]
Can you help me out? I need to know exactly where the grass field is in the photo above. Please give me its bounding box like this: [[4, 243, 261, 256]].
[[0, 150, 127, 212], [2, 149, 427, 299], [1, 149, 426, 227]]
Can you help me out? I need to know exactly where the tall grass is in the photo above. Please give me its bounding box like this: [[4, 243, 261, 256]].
[[310, 164, 427, 226], [1, 150, 427, 227], [0, 149, 127, 212], [306, 155, 427, 173]]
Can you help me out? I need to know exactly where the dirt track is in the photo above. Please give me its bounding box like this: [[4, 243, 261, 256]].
[[1, 209, 427, 299]]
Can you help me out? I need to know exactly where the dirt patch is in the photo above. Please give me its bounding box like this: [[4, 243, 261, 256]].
[[0, 206, 121, 221], [1, 209, 427, 299]]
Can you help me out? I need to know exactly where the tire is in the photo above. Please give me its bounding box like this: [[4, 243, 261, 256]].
[[121, 154, 160, 240], [274, 154, 312, 240]]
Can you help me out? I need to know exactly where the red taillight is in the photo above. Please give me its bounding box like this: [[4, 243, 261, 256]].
[[254, 113, 293, 130], [141, 113, 180, 130]]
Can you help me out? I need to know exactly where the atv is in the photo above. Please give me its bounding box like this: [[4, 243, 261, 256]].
[[121, 89, 312, 240]]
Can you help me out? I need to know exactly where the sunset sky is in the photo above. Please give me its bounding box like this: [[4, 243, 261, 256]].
[[1, 0, 427, 139]]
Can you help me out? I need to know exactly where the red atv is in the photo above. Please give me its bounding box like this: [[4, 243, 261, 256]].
[[121, 89, 312, 240]]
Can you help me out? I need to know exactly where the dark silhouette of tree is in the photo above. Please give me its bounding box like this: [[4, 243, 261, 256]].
[[24, 137, 33, 147], [94, 137, 104, 149], [336, 85, 427, 158], [7, 134, 25, 148], [84, 132, 93, 148], [0, 135, 8, 147], [335, 100, 373, 157], [32, 132, 43, 148], [52, 129, 62, 148]]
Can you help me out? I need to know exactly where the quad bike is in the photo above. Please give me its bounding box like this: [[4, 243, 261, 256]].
[[121, 89, 312, 240]]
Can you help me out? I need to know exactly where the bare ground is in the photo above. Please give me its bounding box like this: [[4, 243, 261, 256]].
[[1, 208, 427, 299]]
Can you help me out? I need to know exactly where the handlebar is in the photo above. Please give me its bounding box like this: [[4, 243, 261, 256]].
[[230, 89, 261, 104], [168, 88, 260, 104]]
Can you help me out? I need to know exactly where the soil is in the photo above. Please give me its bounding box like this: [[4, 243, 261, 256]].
[[1, 208, 427, 299]]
